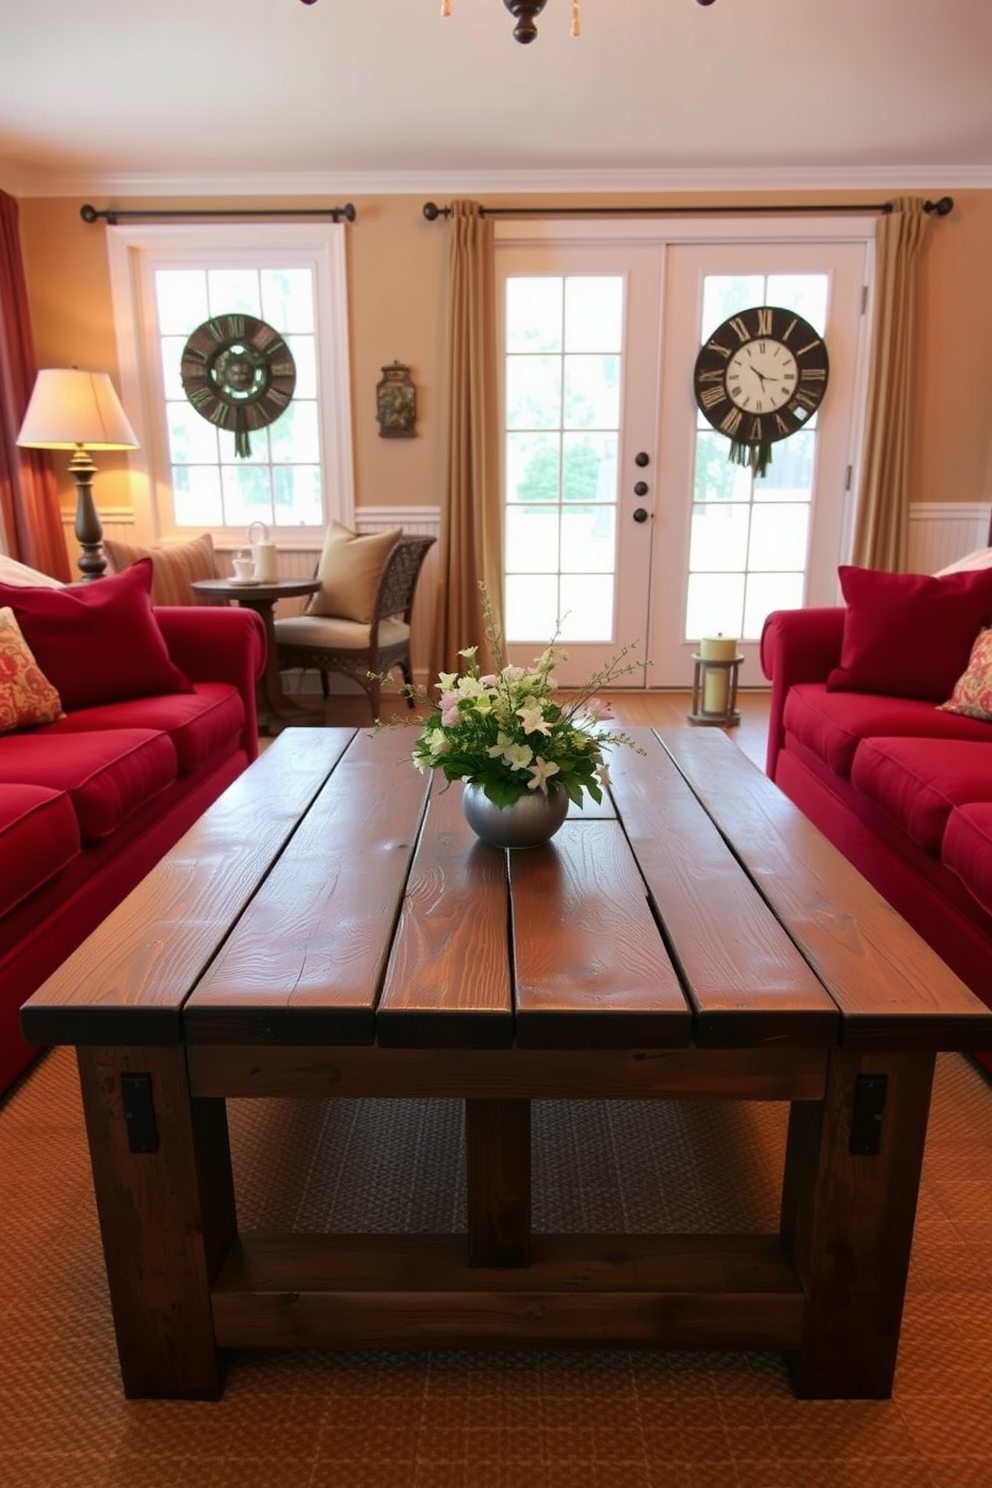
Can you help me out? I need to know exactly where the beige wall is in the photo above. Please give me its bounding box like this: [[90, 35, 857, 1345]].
[[16, 188, 992, 532]]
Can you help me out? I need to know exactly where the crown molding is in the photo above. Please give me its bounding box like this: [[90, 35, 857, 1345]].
[[9, 162, 992, 201]]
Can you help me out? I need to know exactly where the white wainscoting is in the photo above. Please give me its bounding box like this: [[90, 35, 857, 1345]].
[[78, 500, 989, 688]]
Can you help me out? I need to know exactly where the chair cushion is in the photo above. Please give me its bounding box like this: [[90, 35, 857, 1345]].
[[105, 533, 219, 604], [0, 784, 81, 918], [943, 803, 992, 917], [0, 607, 63, 733], [0, 728, 178, 842], [38, 683, 245, 775], [826, 565, 992, 702], [850, 737, 992, 854], [275, 615, 409, 651], [0, 559, 193, 711], [782, 682, 992, 778], [307, 522, 402, 623]]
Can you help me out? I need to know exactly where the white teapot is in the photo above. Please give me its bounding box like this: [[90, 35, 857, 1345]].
[[247, 521, 278, 582]]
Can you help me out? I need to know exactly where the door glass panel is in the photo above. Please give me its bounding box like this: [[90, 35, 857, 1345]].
[[504, 274, 624, 643], [687, 272, 827, 642]]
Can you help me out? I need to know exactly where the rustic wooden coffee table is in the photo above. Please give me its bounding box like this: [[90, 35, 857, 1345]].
[[22, 726, 992, 1401]]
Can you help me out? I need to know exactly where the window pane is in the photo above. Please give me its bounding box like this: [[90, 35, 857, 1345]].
[[685, 572, 745, 643], [506, 356, 562, 429], [269, 400, 319, 463], [273, 465, 322, 526], [221, 463, 273, 527], [506, 505, 560, 573], [506, 432, 560, 504], [173, 465, 223, 526], [689, 503, 751, 571], [156, 271, 207, 334], [748, 503, 809, 571], [167, 401, 220, 464], [743, 572, 804, 639], [505, 574, 560, 642], [286, 335, 317, 400], [561, 506, 615, 574], [261, 268, 314, 333], [701, 276, 763, 341], [506, 278, 562, 354], [206, 269, 261, 317], [766, 275, 827, 332], [694, 432, 752, 504], [562, 432, 617, 503], [756, 431, 814, 500], [564, 277, 623, 353], [563, 355, 620, 430], [559, 574, 613, 641]]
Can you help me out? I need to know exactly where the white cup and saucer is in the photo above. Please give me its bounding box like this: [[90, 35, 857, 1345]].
[[230, 551, 258, 585]]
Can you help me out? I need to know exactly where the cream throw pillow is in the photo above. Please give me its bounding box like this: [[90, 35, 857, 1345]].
[[307, 523, 402, 623]]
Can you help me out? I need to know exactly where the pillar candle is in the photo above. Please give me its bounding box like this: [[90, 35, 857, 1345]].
[[699, 635, 738, 715]]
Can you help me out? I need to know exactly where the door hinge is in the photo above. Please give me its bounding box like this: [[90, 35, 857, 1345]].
[[845, 465, 853, 492], [861, 284, 869, 315]]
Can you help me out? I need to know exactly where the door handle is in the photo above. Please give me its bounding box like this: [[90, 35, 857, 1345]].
[[634, 481, 649, 497], [632, 508, 650, 523]]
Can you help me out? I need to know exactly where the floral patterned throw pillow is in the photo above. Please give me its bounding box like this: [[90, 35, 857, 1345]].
[[0, 606, 63, 733], [939, 627, 992, 721]]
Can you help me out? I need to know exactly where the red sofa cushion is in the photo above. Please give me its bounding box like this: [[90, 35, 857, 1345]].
[[943, 803, 992, 917], [827, 565, 992, 702], [0, 560, 193, 712], [782, 682, 992, 778], [851, 737, 992, 854], [39, 683, 245, 775], [0, 729, 177, 842], [0, 784, 81, 918]]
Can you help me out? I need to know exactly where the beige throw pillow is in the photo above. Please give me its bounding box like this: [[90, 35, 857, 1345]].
[[0, 606, 64, 733], [104, 533, 218, 605], [307, 523, 402, 623]]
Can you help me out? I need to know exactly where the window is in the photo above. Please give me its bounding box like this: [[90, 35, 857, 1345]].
[[107, 223, 354, 541]]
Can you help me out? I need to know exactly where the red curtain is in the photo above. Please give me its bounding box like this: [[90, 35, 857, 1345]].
[[0, 190, 71, 578]]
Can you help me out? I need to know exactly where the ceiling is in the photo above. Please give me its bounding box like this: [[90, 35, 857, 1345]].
[[2, 0, 992, 197]]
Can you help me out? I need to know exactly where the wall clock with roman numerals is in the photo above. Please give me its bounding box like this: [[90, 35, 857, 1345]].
[[180, 313, 296, 459], [692, 305, 829, 477]]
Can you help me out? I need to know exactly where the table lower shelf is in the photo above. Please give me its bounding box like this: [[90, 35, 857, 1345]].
[[212, 1230, 805, 1351]]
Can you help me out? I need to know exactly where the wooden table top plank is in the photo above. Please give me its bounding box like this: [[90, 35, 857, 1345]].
[[375, 779, 515, 1048], [606, 734, 840, 1049], [185, 728, 430, 1046], [20, 730, 356, 1048], [654, 727, 992, 1051], [509, 818, 693, 1049]]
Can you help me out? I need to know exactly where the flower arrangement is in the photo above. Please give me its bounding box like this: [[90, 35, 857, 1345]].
[[407, 591, 641, 810]]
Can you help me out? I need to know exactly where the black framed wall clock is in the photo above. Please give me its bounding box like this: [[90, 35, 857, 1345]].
[[692, 305, 829, 477], [180, 313, 296, 458]]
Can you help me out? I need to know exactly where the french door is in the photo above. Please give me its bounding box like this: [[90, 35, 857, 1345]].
[[497, 222, 871, 686]]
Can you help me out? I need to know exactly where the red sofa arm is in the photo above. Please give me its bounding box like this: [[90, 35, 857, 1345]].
[[759, 607, 847, 781], [154, 605, 266, 761]]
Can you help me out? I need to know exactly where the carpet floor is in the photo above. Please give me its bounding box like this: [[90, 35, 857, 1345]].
[[1, 1040, 991, 1488]]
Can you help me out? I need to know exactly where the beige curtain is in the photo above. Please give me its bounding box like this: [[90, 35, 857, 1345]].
[[430, 200, 503, 679], [851, 196, 932, 571]]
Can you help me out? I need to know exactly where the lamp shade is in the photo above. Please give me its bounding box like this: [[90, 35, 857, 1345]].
[[17, 368, 139, 451]]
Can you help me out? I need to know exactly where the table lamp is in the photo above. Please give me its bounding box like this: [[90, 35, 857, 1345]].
[[17, 368, 139, 581]]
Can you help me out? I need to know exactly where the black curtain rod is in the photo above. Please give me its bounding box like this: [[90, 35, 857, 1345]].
[[422, 196, 954, 221], [81, 203, 357, 225]]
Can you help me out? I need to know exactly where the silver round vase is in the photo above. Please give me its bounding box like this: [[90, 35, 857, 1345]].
[[462, 782, 569, 850]]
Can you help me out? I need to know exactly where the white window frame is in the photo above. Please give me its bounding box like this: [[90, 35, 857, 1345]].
[[106, 222, 354, 542]]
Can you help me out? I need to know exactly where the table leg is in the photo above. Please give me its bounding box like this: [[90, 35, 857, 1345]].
[[465, 1098, 531, 1267], [241, 598, 321, 734], [780, 1046, 935, 1399], [76, 1045, 236, 1399]]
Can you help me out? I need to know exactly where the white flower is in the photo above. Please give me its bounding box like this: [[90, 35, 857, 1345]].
[[527, 757, 561, 793], [504, 743, 534, 772], [516, 700, 552, 736]]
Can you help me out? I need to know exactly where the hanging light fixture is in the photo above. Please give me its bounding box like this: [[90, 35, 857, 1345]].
[[299, 0, 716, 45]]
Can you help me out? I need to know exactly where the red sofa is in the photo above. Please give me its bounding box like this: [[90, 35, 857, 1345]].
[[0, 561, 265, 1095], [761, 565, 992, 1077]]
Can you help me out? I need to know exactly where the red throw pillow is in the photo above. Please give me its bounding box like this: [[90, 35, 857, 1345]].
[[0, 559, 193, 712], [827, 565, 992, 702]]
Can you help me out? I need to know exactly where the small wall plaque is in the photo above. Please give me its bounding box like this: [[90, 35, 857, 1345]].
[[376, 361, 417, 438]]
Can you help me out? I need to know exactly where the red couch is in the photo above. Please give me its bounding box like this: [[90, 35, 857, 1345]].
[[761, 565, 992, 1076], [0, 561, 265, 1095]]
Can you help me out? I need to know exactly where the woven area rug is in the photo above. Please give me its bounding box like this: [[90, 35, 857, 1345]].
[[1, 1044, 991, 1488]]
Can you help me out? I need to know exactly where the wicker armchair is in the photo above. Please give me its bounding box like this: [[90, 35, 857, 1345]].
[[274, 533, 435, 721]]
